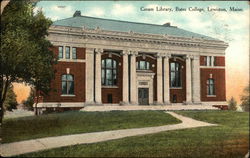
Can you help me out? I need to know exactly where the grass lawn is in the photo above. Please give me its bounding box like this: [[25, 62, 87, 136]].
[[2, 110, 180, 143], [19, 110, 249, 158]]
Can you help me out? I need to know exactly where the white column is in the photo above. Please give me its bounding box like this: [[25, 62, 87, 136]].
[[95, 48, 103, 104], [186, 55, 193, 104], [192, 55, 201, 104], [130, 51, 138, 105], [85, 48, 95, 105], [156, 53, 163, 104], [163, 54, 171, 104], [122, 50, 129, 105]]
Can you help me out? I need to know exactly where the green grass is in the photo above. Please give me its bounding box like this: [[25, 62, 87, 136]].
[[19, 110, 249, 158], [2, 110, 180, 143]]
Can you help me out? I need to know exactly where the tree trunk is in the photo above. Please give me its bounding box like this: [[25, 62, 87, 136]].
[[35, 90, 39, 115]]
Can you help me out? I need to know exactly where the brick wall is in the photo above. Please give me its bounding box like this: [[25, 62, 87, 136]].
[[169, 58, 186, 103], [200, 68, 226, 101], [215, 56, 225, 66], [101, 53, 122, 104], [42, 46, 86, 102]]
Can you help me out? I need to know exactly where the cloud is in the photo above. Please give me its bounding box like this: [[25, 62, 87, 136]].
[[111, 4, 135, 16], [85, 7, 105, 17]]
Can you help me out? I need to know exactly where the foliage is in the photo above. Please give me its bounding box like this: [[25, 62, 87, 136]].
[[22, 88, 35, 111], [0, 0, 56, 123], [3, 85, 17, 111], [228, 96, 237, 111], [240, 85, 249, 112], [2, 111, 180, 143]]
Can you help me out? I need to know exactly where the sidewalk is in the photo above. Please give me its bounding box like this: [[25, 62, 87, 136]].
[[0, 112, 217, 157]]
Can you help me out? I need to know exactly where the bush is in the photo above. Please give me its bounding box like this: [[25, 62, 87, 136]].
[[240, 85, 249, 112], [22, 89, 34, 111], [3, 85, 18, 111], [228, 97, 237, 111]]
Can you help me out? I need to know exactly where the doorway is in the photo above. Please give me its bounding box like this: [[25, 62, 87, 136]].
[[138, 88, 149, 105]]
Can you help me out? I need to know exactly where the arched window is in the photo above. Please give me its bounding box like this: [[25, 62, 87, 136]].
[[102, 58, 117, 86], [62, 74, 74, 94], [137, 60, 150, 70], [170, 62, 181, 87], [207, 79, 215, 95]]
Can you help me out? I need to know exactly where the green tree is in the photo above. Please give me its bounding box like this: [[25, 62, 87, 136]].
[[0, 1, 56, 124], [228, 97, 237, 111], [3, 85, 17, 111], [22, 88, 35, 111], [240, 85, 249, 112]]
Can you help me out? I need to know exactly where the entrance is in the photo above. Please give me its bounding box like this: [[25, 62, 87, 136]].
[[138, 88, 149, 105]]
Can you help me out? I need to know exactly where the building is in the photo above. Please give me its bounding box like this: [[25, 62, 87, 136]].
[[36, 11, 228, 111]]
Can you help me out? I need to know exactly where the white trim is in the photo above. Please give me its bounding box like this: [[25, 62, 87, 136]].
[[34, 102, 84, 108], [206, 95, 216, 97], [170, 87, 182, 89], [201, 101, 228, 106], [58, 59, 85, 63], [102, 86, 119, 88], [200, 66, 225, 69], [60, 94, 76, 97]]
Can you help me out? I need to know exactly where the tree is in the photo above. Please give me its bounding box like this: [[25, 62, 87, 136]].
[[0, 1, 56, 124], [240, 85, 249, 112], [3, 85, 17, 111], [22, 88, 35, 111], [228, 97, 237, 111]]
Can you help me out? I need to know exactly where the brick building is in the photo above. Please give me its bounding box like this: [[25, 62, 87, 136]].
[[36, 11, 228, 110]]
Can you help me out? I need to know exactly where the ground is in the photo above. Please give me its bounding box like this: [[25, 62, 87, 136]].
[[2, 110, 249, 157]]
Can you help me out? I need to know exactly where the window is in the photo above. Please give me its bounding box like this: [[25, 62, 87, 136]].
[[102, 58, 117, 86], [207, 79, 215, 95], [170, 62, 181, 87], [62, 74, 74, 95], [66, 46, 70, 59], [59, 46, 63, 59], [72, 47, 77, 59], [205, 56, 215, 66], [137, 61, 150, 70]]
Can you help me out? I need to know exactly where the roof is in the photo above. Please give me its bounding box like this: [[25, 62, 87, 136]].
[[52, 15, 218, 41]]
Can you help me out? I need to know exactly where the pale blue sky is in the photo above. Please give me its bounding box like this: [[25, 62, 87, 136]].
[[36, 1, 249, 100]]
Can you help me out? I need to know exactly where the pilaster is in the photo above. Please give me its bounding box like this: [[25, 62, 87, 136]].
[[85, 48, 95, 105], [163, 54, 171, 105], [95, 48, 103, 104], [185, 55, 193, 104], [130, 51, 138, 105], [156, 53, 163, 104]]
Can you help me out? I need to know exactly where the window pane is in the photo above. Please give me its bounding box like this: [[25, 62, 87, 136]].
[[62, 75, 67, 81], [68, 81, 74, 94], [62, 81, 67, 94], [171, 72, 175, 87], [113, 60, 117, 68], [72, 48, 76, 59], [66, 47, 70, 59], [59, 46, 63, 59], [106, 69, 112, 79], [170, 63, 175, 71], [102, 60, 105, 68], [146, 62, 150, 70], [113, 70, 117, 79], [213, 57, 216, 66], [102, 69, 105, 85], [106, 59, 112, 68], [140, 61, 146, 70], [206, 57, 210, 66], [67, 75, 73, 81], [136, 62, 138, 69]]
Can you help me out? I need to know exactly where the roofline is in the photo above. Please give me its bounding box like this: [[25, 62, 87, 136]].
[[53, 15, 178, 28]]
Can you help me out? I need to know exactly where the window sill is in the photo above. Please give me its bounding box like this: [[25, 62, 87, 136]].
[[170, 87, 182, 89], [102, 86, 119, 88], [61, 94, 76, 97], [207, 95, 216, 97]]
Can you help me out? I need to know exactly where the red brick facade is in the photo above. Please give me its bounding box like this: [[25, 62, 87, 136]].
[[41, 47, 226, 106], [200, 68, 226, 101], [101, 53, 123, 104], [169, 58, 186, 103], [42, 46, 86, 103]]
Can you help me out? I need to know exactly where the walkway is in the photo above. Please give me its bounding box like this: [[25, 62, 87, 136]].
[[82, 105, 219, 111], [0, 112, 217, 157]]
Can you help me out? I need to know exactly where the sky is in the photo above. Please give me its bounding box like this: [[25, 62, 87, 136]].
[[14, 1, 249, 104]]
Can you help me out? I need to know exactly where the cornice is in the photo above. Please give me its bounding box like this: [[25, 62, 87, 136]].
[[48, 25, 228, 50]]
